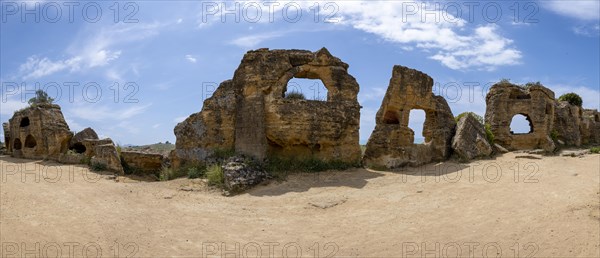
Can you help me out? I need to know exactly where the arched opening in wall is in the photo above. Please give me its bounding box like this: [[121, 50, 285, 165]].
[[284, 78, 328, 101], [72, 142, 86, 154], [24, 135, 37, 148], [408, 109, 426, 144], [510, 114, 533, 134], [13, 138, 22, 150], [20, 117, 30, 127], [383, 110, 399, 124]]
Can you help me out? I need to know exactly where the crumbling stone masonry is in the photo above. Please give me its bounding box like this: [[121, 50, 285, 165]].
[[581, 109, 600, 145], [485, 83, 556, 151], [363, 65, 456, 168], [2, 122, 10, 151], [172, 48, 362, 168], [4, 104, 123, 174], [7, 104, 73, 160]]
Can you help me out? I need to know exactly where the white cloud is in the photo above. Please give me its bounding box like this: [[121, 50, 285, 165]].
[[18, 23, 163, 80], [68, 103, 152, 122], [185, 54, 197, 63], [0, 99, 27, 116], [544, 0, 600, 20], [230, 32, 284, 48], [152, 123, 161, 128], [358, 87, 387, 102], [331, 1, 521, 70], [212, 1, 520, 70], [65, 119, 85, 132], [19, 56, 81, 80], [177, 18, 183, 24], [573, 24, 600, 37]]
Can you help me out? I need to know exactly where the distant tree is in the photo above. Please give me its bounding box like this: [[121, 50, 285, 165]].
[[558, 93, 583, 107], [28, 90, 54, 106], [165, 141, 171, 144]]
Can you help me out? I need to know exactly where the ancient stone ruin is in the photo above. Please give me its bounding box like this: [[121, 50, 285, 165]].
[[363, 65, 456, 168], [3, 104, 124, 174], [485, 83, 556, 152], [120, 151, 165, 176], [172, 48, 362, 168], [581, 109, 600, 145], [2, 49, 599, 187], [5, 104, 73, 160], [452, 113, 493, 161]]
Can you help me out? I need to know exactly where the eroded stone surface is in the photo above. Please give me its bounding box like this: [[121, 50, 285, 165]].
[[2, 122, 9, 151], [485, 83, 556, 152], [121, 151, 164, 175], [553, 101, 582, 146], [222, 156, 269, 194], [70, 127, 99, 148], [173, 48, 361, 168], [581, 109, 600, 145], [363, 65, 456, 168], [91, 143, 124, 174], [7, 104, 73, 160], [452, 113, 493, 160]]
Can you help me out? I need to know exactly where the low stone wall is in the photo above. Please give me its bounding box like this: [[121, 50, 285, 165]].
[[120, 151, 164, 175]]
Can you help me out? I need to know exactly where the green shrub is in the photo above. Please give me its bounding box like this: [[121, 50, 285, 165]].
[[187, 165, 206, 179], [206, 165, 224, 186], [484, 123, 495, 144], [212, 148, 235, 160], [159, 165, 187, 181], [80, 156, 91, 165], [558, 93, 583, 107], [266, 156, 359, 178], [285, 91, 305, 100], [90, 162, 107, 171], [590, 147, 600, 154], [455, 112, 483, 124], [550, 130, 559, 142], [523, 81, 542, 89], [28, 89, 54, 106]]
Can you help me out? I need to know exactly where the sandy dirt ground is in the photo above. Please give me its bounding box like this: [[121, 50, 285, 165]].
[[1, 153, 599, 257]]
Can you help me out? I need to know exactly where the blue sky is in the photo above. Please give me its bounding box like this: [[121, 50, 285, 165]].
[[1, 0, 599, 145]]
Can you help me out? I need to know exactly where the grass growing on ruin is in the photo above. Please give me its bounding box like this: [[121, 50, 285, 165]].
[[590, 147, 600, 154], [455, 112, 483, 124], [285, 91, 306, 100], [90, 162, 107, 171], [212, 148, 236, 160], [484, 123, 495, 144], [454, 112, 494, 144], [159, 165, 187, 181], [550, 130, 560, 142], [187, 165, 206, 179], [206, 164, 224, 186]]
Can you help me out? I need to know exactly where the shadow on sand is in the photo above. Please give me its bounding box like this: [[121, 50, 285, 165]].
[[0, 155, 157, 182], [249, 168, 384, 197]]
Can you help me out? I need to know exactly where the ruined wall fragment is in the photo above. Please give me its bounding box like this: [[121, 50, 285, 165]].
[[363, 65, 456, 168], [173, 48, 362, 168], [485, 83, 555, 151]]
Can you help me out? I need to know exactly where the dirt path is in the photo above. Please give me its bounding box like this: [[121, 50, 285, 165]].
[[1, 153, 599, 257]]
